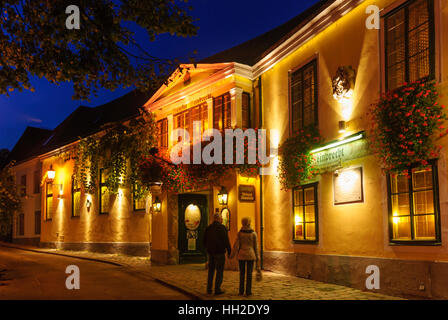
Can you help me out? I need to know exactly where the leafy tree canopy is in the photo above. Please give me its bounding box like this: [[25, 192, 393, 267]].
[[0, 0, 198, 100]]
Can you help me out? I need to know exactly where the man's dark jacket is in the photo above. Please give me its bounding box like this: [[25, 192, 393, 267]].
[[203, 221, 231, 255]]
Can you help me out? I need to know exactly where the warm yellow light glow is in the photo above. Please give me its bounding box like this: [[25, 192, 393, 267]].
[[47, 165, 56, 180], [393, 212, 399, 224], [340, 97, 353, 121], [152, 196, 162, 212], [271, 129, 280, 149], [217, 186, 228, 206], [295, 214, 303, 225], [310, 133, 363, 153]]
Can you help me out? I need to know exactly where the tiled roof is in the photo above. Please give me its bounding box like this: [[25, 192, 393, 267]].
[[200, 0, 336, 66], [6, 126, 53, 164], [8, 89, 153, 163]]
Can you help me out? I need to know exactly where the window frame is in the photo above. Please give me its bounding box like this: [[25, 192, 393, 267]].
[[99, 169, 109, 215], [386, 160, 441, 245], [242, 92, 251, 129], [288, 59, 318, 135], [17, 213, 24, 236], [133, 182, 146, 212], [292, 182, 319, 244], [213, 92, 232, 130], [157, 118, 168, 150], [20, 174, 27, 197], [34, 211, 41, 235], [45, 182, 53, 221], [383, 0, 435, 91], [71, 175, 81, 218]]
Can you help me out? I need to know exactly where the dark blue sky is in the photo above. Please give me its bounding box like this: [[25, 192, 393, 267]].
[[0, 0, 319, 150]]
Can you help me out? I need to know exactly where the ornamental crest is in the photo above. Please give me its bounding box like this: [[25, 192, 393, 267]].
[[332, 66, 356, 101]]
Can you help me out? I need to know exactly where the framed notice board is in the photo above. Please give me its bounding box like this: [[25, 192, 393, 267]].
[[238, 185, 255, 202]]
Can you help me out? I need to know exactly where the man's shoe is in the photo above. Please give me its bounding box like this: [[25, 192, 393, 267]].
[[207, 290, 212, 294], [215, 289, 225, 295], [245, 293, 252, 297]]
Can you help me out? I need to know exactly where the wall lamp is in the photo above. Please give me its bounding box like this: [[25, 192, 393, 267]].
[[47, 165, 56, 181], [217, 186, 229, 206], [152, 196, 162, 213]]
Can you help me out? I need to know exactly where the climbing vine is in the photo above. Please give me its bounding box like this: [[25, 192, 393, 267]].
[[0, 161, 21, 239], [73, 108, 157, 198], [278, 126, 322, 190]]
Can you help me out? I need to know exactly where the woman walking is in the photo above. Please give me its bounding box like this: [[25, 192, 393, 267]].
[[230, 217, 259, 296]]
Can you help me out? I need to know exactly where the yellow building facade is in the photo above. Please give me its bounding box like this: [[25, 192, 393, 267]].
[[259, 0, 448, 298]]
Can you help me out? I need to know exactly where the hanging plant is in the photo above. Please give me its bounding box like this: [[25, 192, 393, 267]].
[[138, 128, 263, 193], [278, 126, 322, 190], [73, 108, 157, 197], [368, 80, 447, 175]]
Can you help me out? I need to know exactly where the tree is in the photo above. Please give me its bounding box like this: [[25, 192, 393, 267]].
[[0, 161, 20, 241], [0, 0, 198, 100], [0, 149, 9, 169]]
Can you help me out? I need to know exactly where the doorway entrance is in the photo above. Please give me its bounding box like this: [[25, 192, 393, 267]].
[[178, 194, 208, 263]]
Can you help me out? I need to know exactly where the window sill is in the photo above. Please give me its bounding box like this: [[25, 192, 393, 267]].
[[389, 241, 441, 246], [293, 240, 318, 245]]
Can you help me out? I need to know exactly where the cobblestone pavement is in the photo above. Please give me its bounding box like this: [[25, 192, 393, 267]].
[[0, 243, 403, 300]]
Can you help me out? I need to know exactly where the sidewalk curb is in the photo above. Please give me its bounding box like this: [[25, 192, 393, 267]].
[[0, 243, 123, 266], [152, 278, 204, 300]]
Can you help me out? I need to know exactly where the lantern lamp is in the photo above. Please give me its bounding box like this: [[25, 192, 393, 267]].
[[152, 196, 162, 213], [217, 186, 228, 206], [47, 165, 56, 181]]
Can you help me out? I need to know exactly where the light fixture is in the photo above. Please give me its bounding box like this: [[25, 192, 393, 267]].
[[217, 186, 228, 206], [152, 196, 162, 213], [338, 120, 347, 133], [47, 165, 56, 181], [86, 198, 92, 211], [57, 184, 64, 199], [310, 132, 364, 154]]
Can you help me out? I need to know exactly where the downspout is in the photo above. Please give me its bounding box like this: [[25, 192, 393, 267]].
[[258, 76, 264, 269]]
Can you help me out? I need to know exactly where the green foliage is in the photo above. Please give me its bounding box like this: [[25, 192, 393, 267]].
[[0, 0, 198, 100], [74, 109, 157, 197], [368, 80, 447, 174], [0, 161, 21, 239], [278, 126, 322, 190]]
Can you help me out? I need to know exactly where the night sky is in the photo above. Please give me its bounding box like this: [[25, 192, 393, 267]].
[[0, 0, 320, 150]]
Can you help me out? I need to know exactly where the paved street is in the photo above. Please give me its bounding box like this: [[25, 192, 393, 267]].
[[0, 243, 403, 300], [0, 246, 190, 300]]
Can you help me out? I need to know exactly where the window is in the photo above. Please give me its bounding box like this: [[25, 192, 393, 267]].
[[157, 118, 168, 150], [35, 211, 41, 235], [191, 102, 209, 137], [213, 93, 231, 130], [290, 60, 318, 133], [20, 174, 27, 197], [174, 110, 191, 143], [17, 213, 24, 236], [72, 176, 81, 217], [45, 183, 53, 220], [242, 92, 251, 128], [33, 170, 41, 194], [133, 182, 146, 212], [388, 162, 440, 243], [385, 0, 435, 90], [293, 183, 318, 242], [99, 169, 110, 214]]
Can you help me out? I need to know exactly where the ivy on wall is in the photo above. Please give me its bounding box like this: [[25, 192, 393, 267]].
[[368, 80, 447, 175], [278, 126, 322, 190], [73, 108, 157, 199]]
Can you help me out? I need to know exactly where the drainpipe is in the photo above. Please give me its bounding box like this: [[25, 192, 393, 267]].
[[258, 76, 264, 269]]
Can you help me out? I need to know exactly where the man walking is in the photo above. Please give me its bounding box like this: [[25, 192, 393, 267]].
[[203, 212, 231, 295]]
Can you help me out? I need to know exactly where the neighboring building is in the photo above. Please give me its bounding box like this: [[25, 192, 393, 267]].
[[7, 127, 52, 245], [37, 90, 154, 256]]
